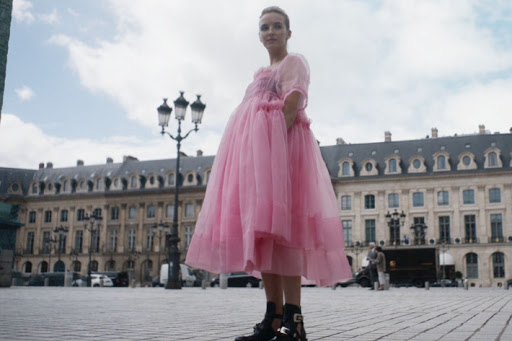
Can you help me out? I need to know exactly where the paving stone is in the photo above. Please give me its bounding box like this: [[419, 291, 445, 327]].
[[2, 287, 512, 340]]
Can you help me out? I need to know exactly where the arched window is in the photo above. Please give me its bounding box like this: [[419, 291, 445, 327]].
[[72, 261, 81, 272], [63, 180, 70, 192], [437, 155, 446, 169], [342, 162, 350, 176], [488, 152, 498, 167], [466, 253, 478, 279], [90, 260, 99, 272], [143, 260, 153, 282], [54, 260, 65, 272], [168, 173, 175, 186], [106, 260, 115, 271], [24, 261, 32, 273], [389, 159, 397, 173], [130, 176, 137, 188], [492, 252, 505, 278], [40, 261, 48, 273]]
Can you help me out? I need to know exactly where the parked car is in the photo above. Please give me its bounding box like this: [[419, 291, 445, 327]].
[[210, 272, 261, 288], [29, 272, 80, 286], [430, 279, 458, 287], [354, 268, 372, 288], [72, 274, 113, 287], [95, 271, 129, 287]]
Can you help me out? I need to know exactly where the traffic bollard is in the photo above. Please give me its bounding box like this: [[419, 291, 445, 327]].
[[425, 281, 429, 290], [220, 273, 228, 289]]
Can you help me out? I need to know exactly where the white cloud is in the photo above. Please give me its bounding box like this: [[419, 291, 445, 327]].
[[39, 8, 59, 24], [14, 85, 35, 101], [0, 114, 221, 169], [12, 0, 34, 24], [47, 0, 512, 149]]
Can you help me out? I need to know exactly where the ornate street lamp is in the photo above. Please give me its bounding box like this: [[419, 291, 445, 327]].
[[386, 209, 406, 247], [157, 91, 206, 289], [54, 225, 69, 264], [152, 222, 170, 275], [84, 211, 103, 287]]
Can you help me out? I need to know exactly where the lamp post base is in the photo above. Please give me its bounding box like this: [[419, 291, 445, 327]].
[[165, 279, 182, 290]]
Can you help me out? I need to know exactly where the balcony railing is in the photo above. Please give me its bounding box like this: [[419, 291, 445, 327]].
[[489, 236, 505, 243], [437, 238, 452, 245], [464, 237, 479, 244]]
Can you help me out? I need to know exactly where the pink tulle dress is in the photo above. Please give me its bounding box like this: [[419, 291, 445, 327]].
[[185, 53, 352, 286]]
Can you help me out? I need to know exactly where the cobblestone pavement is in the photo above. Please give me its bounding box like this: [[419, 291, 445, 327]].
[[1, 286, 512, 341]]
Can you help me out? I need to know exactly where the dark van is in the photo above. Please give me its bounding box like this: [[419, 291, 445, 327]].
[[28, 272, 80, 286]]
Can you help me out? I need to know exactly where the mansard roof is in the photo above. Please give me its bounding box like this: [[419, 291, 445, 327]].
[[320, 132, 512, 178], [1, 131, 511, 198]]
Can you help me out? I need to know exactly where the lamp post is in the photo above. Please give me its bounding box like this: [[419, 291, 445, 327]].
[[386, 209, 406, 247], [152, 222, 171, 273], [84, 211, 102, 287], [157, 91, 206, 289], [54, 225, 69, 263]]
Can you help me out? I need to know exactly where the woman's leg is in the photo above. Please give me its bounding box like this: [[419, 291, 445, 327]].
[[262, 273, 284, 331], [281, 275, 301, 306]]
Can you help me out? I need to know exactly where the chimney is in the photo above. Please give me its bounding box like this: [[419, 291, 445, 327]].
[[385, 131, 392, 142], [336, 137, 346, 145], [106, 157, 114, 164], [77, 160, 84, 166], [479, 124, 485, 134], [39, 162, 44, 169], [196, 150, 203, 157], [46, 162, 53, 169], [431, 127, 438, 138], [123, 155, 139, 162]]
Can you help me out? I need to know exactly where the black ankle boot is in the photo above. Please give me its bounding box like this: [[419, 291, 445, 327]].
[[235, 302, 283, 341], [275, 304, 307, 341]]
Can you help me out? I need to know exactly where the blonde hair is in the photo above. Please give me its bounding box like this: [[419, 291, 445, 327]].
[[260, 6, 290, 30]]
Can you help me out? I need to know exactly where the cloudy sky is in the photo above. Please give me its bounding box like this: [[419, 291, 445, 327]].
[[2, 0, 512, 169]]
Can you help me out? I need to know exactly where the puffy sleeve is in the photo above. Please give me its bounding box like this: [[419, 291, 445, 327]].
[[277, 54, 310, 110]]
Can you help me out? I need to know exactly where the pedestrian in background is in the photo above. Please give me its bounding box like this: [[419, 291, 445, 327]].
[[371, 246, 387, 290], [186, 6, 352, 341], [366, 242, 378, 290]]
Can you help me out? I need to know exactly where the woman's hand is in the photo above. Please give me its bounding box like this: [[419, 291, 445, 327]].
[[282, 91, 301, 129]]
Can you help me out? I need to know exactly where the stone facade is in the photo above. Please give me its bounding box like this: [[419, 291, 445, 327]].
[[1, 127, 511, 287]]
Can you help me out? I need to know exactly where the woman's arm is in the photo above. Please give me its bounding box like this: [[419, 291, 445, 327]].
[[283, 91, 301, 129]]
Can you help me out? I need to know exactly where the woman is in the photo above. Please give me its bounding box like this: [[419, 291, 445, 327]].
[[186, 6, 352, 341], [371, 246, 387, 290]]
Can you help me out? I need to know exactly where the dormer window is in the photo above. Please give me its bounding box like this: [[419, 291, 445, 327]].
[[484, 148, 502, 168], [31, 183, 38, 194], [389, 159, 397, 173], [408, 155, 426, 174], [79, 181, 87, 190], [489, 152, 498, 166], [338, 158, 354, 177], [63, 180, 70, 192], [204, 169, 211, 184], [433, 152, 451, 172], [168, 173, 175, 186], [384, 155, 401, 175], [149, 176, 155, 185], [187, 174, 194, 182], [361, 159, 378, 176], [413, 159, 421, 169], [457, 152, 477, 171], [184, 172, 198, 186], [96, 178, 104, 190], [438, 155, 446, 169], [130, 176, 137, 188]]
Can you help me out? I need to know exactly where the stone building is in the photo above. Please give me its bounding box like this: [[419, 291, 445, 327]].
[[1, 126, 511, 287]]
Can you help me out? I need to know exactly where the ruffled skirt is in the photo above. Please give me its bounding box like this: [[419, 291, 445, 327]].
[[185, 97, 352, 286]]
